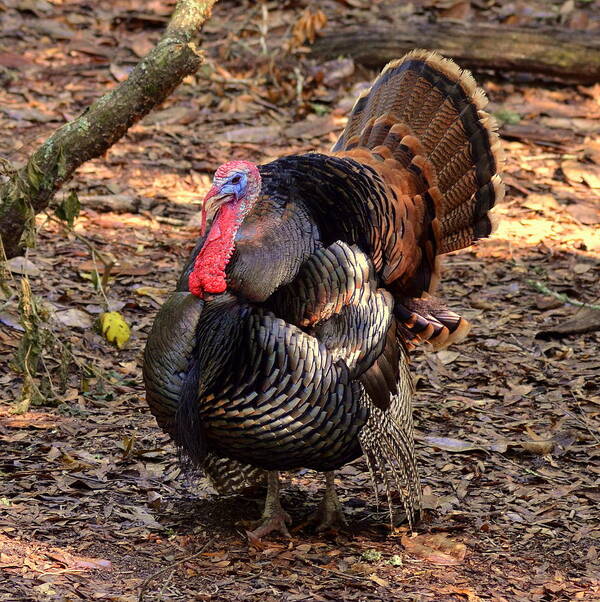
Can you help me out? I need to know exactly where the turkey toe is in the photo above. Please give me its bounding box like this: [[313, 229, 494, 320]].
[[246, 508, 292, 540], [246, 470, 292, 540], [311, 472, 348, 532]]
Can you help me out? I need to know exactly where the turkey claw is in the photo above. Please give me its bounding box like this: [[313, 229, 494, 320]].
[[246, 509, 292, 540], [310, 498, 347, 533]]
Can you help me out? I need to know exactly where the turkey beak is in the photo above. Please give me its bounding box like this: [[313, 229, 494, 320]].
[[199, 186, 234, 236]]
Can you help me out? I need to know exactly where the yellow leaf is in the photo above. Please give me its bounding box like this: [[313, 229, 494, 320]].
[[99, 311, 130, 349], [134, 286, 169, 305], [369, 574, 390, 588]]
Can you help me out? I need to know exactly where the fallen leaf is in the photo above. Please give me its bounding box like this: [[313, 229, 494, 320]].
[[129, 36, 154, 58], [0, 311, 24, 331], [28, 18, 74, 40], [54, 308, 93, 329], [222, 125, 280, 144], [78, 261, 153, 276], [99, 311, 131, 349], [142, 106, 200, 126], [401, 533, 467, 565], [419, 436, 485, 453], [564, 201, 600, 225], [109, 63, 131, 82], [71, 556, 112, 570], [290, 8, 327, 48], [435, 350, 460, 365], [561, 160, 600, 188], [521, 440, 554, 455], [287, 115, 337, 139], [437, 586, 482, 602], [369, 573, 389, 587], [6, 257, 40, 277], [134, 286, 169, 304]]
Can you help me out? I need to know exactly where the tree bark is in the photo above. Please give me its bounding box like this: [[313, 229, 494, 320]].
[[0, 0, 219, 259], [312, 22, 600, 85]]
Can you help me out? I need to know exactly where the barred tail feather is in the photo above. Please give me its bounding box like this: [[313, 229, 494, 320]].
[[359, 351, 421, 529], [395, 294, 471, 351], [359, 407, 421, 529], [203, 454, 267, 494]]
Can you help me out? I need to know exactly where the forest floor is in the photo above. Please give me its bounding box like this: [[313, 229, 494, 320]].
[[1, 1, 599, 600]]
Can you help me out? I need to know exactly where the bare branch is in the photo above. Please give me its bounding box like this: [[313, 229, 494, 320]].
[[0, 0, 219, 259]]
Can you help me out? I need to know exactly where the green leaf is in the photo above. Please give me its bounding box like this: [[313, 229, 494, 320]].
[[90, 268, 101, 292], [55, 190, 80, 227], [362, 549, 382, 562], [309, 102, 329, 116], [493, 108, 521, 126]]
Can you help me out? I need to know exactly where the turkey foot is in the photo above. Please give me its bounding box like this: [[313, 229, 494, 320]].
[[310, 472, 347, 532], [246, 471, 292, 540]]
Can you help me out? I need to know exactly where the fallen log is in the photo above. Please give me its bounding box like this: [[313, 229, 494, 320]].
[[312, 22, 600, 84]]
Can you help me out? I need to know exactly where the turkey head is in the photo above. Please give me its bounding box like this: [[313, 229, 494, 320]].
[[189, 161, 261, 298]]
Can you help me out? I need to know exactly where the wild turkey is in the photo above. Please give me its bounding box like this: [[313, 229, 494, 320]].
[[143, 50, 504, 538]]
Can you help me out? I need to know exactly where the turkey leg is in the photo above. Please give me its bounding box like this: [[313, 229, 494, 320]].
[[311, 471, 347, 532], [246, 471, 291, 539]]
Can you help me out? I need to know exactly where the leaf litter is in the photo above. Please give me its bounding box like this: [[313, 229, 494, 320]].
[[0, 0, 599, 600]]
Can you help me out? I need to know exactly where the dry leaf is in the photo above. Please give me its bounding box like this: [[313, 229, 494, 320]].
[[561, 160, 600, 188], [290, 8, 327, 48], [109, 63, 131, 83], [521, 440, 554, 455], [436, 350, 460, 365], [54, 308, 93, 329], [420, 436, 484, 453], [401, 533, 467, 565], [6, 257, 40, 277], [369, 574, 390, 587]]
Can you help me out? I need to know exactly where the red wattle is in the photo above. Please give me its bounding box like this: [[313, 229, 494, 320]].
[[189, 202, 240, 299]]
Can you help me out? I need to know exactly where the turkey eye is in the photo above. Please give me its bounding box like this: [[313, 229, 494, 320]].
[[231, 175, 241, 184]]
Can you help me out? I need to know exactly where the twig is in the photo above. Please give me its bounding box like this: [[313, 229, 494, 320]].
[[138, 539, 212, 601], [259, 1, 269, 55], [526, 280, 600, 311], [46, 213, 114, 272], [45, 212, 114, 305]]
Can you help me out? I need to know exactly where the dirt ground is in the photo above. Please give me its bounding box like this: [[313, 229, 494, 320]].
[[1, 1, 599, 600]]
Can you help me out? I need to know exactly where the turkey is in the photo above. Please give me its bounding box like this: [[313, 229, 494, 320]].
[[143, 50, 504, 538]]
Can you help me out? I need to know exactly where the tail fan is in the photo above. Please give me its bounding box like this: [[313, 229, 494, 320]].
[[333, 49, 504, 269]]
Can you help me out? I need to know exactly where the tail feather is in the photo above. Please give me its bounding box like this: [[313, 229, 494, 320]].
[[359, 350, 421, 529], [395, 294, 471, 350], [203, 454, 267, 494], [333, 49, 504, 262], [359, 407, 421, 529]]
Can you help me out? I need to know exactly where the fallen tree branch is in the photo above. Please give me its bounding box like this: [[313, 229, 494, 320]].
[[311, 22, 600, 84], [527, 280, 600, 312], [528, 280, 600, 339], [0, 0, 219, 259], [536, 307, 600, 339]]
